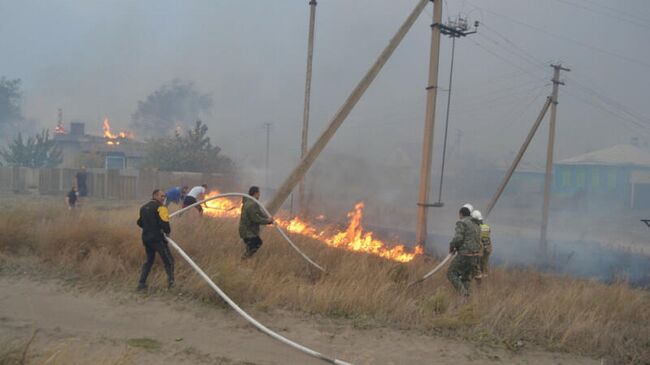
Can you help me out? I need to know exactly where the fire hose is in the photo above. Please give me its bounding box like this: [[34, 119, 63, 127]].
[[169, 192, 325, 272], [407, 253, 456, 287], [165, 235, 352, 365], [167, 193, 348, 363]]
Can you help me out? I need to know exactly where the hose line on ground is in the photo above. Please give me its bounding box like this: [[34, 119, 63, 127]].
[[169, 192, 325, 272], [407, 253, 456, 287], [164, 235, 353, 365]]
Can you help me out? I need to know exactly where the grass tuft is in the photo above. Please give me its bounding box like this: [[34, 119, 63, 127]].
[[0, 203, 649, 363]]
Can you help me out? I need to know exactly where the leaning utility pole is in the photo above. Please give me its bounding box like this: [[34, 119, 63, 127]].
[[299, 0, 318, 213], [484, 96, 552, 217], [415, 0, 443, 249], [540, 64, 570, 254], [266, 0, 431, 215]]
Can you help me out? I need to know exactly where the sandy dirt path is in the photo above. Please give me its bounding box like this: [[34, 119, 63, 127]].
[[0, 276, 599, 365]]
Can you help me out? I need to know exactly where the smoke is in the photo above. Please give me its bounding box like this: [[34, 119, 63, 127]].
[[2, 1, 650, 283], [131, 79, 213, 138]]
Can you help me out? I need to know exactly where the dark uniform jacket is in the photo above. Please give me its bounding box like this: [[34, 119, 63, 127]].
[[137, 199, 171, 242], [238, 197, 271, 239], [449, 216, 481, 255]]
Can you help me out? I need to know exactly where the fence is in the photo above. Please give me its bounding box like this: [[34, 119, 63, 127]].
[[0, 167, 236, 200]]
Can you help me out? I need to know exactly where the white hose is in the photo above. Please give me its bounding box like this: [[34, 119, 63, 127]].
[[407, 253, 456, 287], [165, 235, 353, 365], [169, 192, 325, 272]]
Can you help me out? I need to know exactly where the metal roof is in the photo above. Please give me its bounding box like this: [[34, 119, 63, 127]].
[[556, 144, 650, 167]]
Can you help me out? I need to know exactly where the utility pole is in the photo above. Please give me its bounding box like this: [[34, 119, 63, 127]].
[[484, 96, 552, 217], [264, 123, 272, 189], [415, 0, 443, 249], [540, 64, 570, 255], [266, 0, 431, 215], [299, 0, 317, 214], [433, 16, 478, 207]]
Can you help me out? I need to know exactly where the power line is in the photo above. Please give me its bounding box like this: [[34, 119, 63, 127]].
[[550, 0, 650, 31], [571, 0, 650, 26], [564, 89, 650, 135], [476, 32, 549, 77], [465, 1, 650, 69], [568, 74, 650, 127], [479, 23, 548, 69], [467, 36, 548, 78]]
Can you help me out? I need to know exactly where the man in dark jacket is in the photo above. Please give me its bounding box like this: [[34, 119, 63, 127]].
[[239, 186, 273, 258], [136, 189, 174, 291], [447, 206, 481, 296]]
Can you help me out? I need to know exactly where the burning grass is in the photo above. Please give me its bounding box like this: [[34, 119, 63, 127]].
[[0, 203, 649, 363], [203, 191, 423, 262]]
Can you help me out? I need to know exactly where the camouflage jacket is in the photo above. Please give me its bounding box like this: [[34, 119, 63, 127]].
[[238, 198, 272, 239], [449, 216, 481, 255]]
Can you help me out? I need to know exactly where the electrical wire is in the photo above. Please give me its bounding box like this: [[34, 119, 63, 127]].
[[550, 0, 650, 31], [465, 0, 650, 69]]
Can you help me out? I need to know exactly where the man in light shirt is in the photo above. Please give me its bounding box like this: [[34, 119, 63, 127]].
[[182, 184, 207, 216]]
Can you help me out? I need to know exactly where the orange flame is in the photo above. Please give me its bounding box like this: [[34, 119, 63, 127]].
[[202, 190, 421, 262], [203, 190, 241, 218], [54, 123, 66, 134], [103, 118, 133, 143]]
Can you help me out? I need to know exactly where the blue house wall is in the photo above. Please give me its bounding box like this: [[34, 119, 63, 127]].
[[553, 164, 634, 200]]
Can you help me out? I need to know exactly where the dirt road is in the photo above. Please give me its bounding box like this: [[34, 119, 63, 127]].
[[0, 277, 598, 365]]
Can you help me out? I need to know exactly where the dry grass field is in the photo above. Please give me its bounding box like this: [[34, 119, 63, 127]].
[[0, 201, 648, 364]]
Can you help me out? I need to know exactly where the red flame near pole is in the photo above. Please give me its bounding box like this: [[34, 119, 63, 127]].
[[201, 191, 422, 262]]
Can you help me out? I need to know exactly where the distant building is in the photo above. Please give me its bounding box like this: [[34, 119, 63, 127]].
[[554, 144, 650, 209], [54, 122, 146, 170]]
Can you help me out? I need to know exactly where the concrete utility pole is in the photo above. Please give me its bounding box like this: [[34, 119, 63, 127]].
[[299, 0, 317, 214], [415, 0, 443, 249], [264, 123, 272, 189], [540, 64, 569, 254], [433, 16, 478, 207], [484, 96, 552, 217], [266, 0, 432, 215]]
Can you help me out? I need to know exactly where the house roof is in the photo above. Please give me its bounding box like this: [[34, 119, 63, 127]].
[[556, 144, 650, 167]]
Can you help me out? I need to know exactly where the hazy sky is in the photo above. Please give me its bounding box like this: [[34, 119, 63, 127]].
[[1, 0, 649, 186]]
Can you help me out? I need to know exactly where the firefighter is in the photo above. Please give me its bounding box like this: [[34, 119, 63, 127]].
[[471, 210, 492, 278], [239, 186, 274, 259], [137, 189, 174, 291], [447, 206, 481, 296]]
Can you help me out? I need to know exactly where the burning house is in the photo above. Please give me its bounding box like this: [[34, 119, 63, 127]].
[[54, 119, 146, 170]]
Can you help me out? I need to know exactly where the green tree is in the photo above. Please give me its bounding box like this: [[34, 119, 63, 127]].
[[143, 120, 234, 173], [0, 130, 62, 168]]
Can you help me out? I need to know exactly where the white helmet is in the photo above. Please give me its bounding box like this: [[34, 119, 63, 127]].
[[471, 210, 483, 221], [462, 203, 474, 212]]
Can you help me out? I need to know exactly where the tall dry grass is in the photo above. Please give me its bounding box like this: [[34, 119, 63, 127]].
[[0, 203, 648, 363]]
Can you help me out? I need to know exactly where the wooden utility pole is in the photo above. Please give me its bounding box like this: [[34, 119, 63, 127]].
[[433, 17, 478, 207], [415, 0, 443, 249], [266, 0, 431, 215], [484, 96, 552, 217], [299, 0, 317, 213], [540, 64, 570, 254]]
